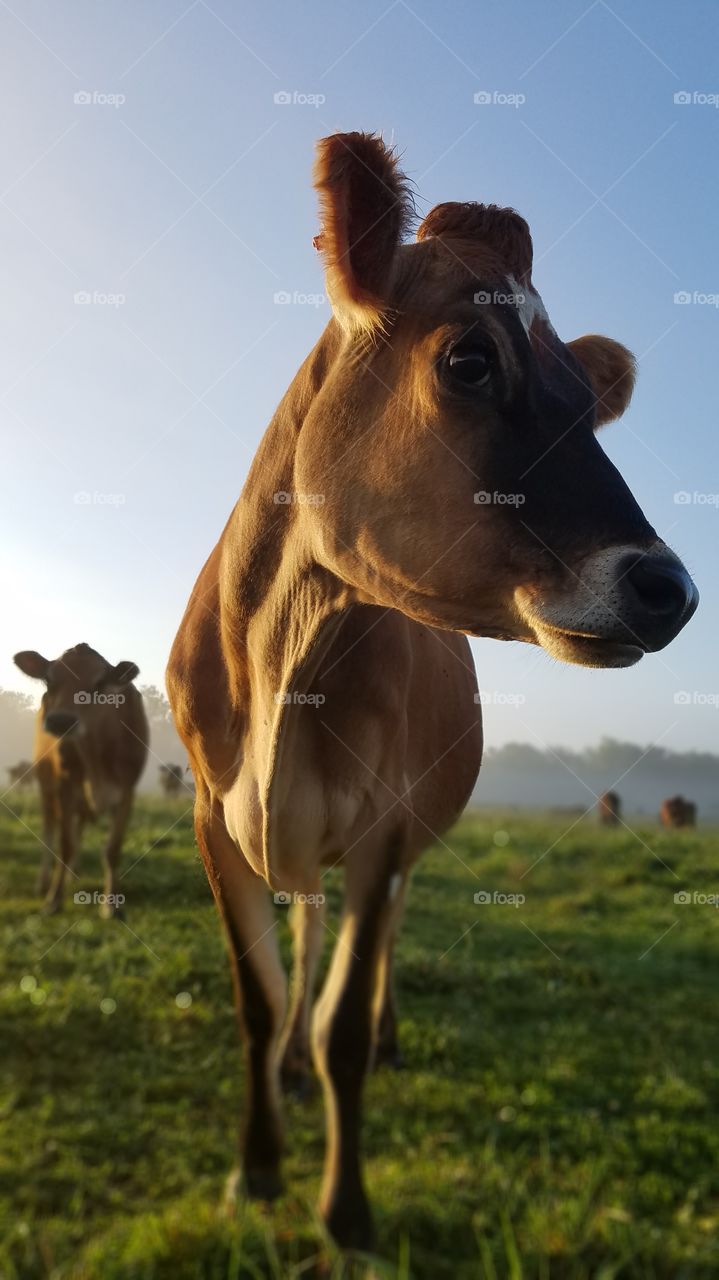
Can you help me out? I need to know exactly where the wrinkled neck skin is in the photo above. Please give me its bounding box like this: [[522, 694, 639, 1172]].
[[217, 323, 359, 866], [220, 321, 355, 675]]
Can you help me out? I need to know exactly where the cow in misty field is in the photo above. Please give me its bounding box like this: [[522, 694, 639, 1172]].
[[159, 763, 185, 796], [167, 131, 699, 1248], [13, 643, 148, 914], [598, 791, 621, 826], [6, 760, 34, 789], [660, 795, 697, 828]]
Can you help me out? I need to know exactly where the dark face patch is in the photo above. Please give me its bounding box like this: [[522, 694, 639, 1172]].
[[392, 242, 655, 569]]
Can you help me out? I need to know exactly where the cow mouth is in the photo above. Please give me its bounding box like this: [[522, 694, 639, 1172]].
[[533, 624, 646, 669]]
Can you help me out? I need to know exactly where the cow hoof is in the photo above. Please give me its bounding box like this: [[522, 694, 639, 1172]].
[[320, 1192, 374, 1253], [41, 898, 62, 916], [224, 1162, 283, 1210], [244, 1163, 284, 1202]]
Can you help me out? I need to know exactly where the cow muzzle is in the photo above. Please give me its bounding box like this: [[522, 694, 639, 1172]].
[[515, 544, 699, 668], [44, 711, 80, 737]]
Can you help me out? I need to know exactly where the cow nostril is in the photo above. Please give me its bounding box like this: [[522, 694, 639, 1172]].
[[623, 556, 694, 619]]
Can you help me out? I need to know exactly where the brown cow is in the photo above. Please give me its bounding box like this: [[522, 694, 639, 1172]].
[[598, 791, 621, 826], [660, 795, 697, 828], [13, 644, 148, 914], [6, 760, 34, 788], [166, 132, 698, 1249], [159, 762, 185, 796]]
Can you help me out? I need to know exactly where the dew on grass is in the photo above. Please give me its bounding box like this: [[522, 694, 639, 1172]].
[[20, 975, 37, 993], [493, 830, 510, 847], [175, 991, 192, 1009], [30, 988, 47, 1005], [100, 998, 116, 1015]]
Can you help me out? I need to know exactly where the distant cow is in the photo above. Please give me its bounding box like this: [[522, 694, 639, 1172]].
[[159, 762, 185, 796], [6, 760, 34, 788], [660, 795, 697, 829], [598, 791, 621, 826], [13, 643, 148, 915]]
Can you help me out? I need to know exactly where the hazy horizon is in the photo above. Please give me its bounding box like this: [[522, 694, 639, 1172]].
[[4, 676, 719, 813]]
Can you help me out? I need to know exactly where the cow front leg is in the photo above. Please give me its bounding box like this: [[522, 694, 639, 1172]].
[[311, 843, 404, 1251], [374, 955, 403, 1069], [373, 872, 408, 1070], [279, 890, 325, 1095], [196, 798, 287, 1201], [37, 787, 58, 898], [43, 780, 82, 914], [100, 791, 133, 918]]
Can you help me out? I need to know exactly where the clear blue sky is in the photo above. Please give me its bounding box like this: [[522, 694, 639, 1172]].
[[2, 0, 717, 754]]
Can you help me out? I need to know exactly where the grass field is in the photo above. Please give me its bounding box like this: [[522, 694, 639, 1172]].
[[1, 795, 718, 1279]]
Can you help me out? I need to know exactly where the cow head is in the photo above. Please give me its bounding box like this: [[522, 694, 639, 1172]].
[[298, 132, 698, 667], [14, 643, 139, 736]]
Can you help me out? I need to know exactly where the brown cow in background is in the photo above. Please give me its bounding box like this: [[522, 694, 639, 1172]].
[[13, 643, 148, 915], [6, 760, 34, 789], [159, 762, 185, 796], [598, 791, 621, 826], [660, 795, 697, 829]]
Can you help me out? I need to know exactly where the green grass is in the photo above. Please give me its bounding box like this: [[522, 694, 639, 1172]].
[[1, 796, 719, 1278]]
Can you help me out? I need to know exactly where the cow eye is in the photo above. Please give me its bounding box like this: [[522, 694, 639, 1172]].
[[447, 345, 492, 388]]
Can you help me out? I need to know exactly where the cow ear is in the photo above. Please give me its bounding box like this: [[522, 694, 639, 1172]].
[[104, 660, 139, 687], [14, 650, 50, 680], [566, 335, 636, 427], [314, 131, 413, 335]]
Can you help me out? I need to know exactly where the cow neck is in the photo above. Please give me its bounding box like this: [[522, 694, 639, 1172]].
[[218, 322, 355, 869]]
